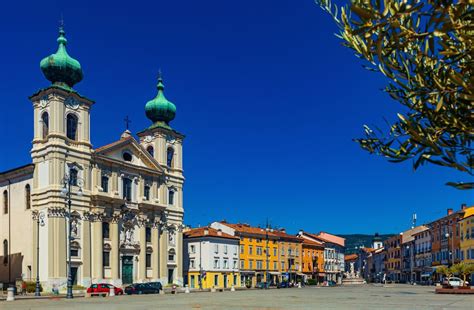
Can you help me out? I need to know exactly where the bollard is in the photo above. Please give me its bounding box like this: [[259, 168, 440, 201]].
[[231, 285, 235, 292], [297, 282, 302, 289], [109, 287, 115, 297], [184, 285, 190, 293], [6, 287, 15, 301], [211, 286, 216, 293]]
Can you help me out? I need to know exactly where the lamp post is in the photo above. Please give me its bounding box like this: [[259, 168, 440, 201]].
[[264, 224, 273, 288], [33, 211, 45, 296], [60, 168, 83, 299], [445, 232, 454, 266]]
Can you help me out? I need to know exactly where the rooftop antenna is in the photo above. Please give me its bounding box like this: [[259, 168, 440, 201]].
[[124, 116, 132, 131]]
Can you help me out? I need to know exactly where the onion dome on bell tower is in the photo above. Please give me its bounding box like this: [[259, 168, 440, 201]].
[[145, 73, 177, 129], [40, 26, 83, 88]]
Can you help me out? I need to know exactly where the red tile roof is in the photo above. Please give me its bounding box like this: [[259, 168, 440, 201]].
[[221, 223, 279, 238], [345, 254, 358, 261], [184, 227, 239, 240]]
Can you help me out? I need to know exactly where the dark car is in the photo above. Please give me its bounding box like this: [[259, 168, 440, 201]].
[[147, 282, 163, 291], [125, 283, 160, 295], [87, 283, 123, 296]]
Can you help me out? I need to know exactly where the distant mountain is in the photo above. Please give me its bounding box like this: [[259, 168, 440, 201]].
[[340, 234, 394, 254]]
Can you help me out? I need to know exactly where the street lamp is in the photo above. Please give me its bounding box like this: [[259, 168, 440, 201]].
[[264, 225, 273, 289], [445, 232, 454, 266], [60, 168, 83, 299], [32, 211, 45, 296]]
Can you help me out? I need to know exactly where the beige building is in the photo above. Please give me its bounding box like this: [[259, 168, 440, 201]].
[[0, 26, 185, 290]]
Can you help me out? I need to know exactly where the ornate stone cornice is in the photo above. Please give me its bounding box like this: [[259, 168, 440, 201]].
[[48, 207, 67, 218], [83, 211, 106, 222]]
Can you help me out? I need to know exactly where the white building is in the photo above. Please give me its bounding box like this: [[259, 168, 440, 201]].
[[0, 26, 185, 289], [183, 227, 240, 289]]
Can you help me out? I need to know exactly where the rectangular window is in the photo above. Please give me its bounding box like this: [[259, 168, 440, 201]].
[[190, 275, 195, 288], [101, 176, 109, 193], [233, 260, 237, 269], [249, 260, 253, 269], [146, 227, 151, 243], [214, 259, 219, 268], [281, 261, 285, 270], [214, 275, 219, 286], [190, 245, 195, 253], [71, 248, 79, 257], [214, 244, 219, 253], [240, 260, 245, 269], [233, 275, 237, 285], [256, 260, 263, 269], [240, 245, 244, 254], [249, 246, 253, 255], [273, 248, 277, 256], [273, 262, 277, 270], [144, 185, 150, 200], [224, 259, 228, 269], [103, 251, 110, 267], [146, 253, 151, 268], [224, 245, 228, 254], [122, 178, 132, 201], [168, 190, 175, 205], [190, 259, 195, 269], [102, 222, 110, 239], [256, 247, 262, 255]]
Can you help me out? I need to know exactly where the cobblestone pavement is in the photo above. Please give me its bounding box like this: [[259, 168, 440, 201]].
[[1, 285, 473, 310]]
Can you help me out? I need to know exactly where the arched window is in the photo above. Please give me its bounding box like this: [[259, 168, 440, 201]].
[[66, 114, 78, 140], [147, 146, 154, 157], [25, 184, 31, 209], [41, 112, 49, 139], [167, 147, 174, 167], [69, 168, 78, 186], [3, 239, 8, 265], [3, 190, 7, 214]]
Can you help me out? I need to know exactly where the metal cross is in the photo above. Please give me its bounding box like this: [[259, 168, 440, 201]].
[[124, 116, 131, 130], [59, 14, 65, 28]]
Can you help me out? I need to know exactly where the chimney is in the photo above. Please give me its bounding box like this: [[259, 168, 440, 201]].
[[217, 229, 222, 236], [461, 204, 467, 210], [204, 228, 209, 235], [298, 230, 303, 236], [447, 208, 453, 215], [280, 228, 286, 234]]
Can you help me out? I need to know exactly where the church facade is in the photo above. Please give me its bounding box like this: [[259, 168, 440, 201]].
[[0, 27, 185, 289]]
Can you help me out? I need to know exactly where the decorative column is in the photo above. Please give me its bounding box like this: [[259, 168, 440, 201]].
[[159, 228, 168, 284], [152, 221, 160, 280], [91, 214, 103, 280], [110, 215, 120, 282], [176, 229, 183, 285], [82, 213, 92, 286], [138, 219, 147, 281]]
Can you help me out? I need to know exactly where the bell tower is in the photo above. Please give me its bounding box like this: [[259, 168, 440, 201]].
[[137, 73, 185, 284], [29, 26, 94, 288]]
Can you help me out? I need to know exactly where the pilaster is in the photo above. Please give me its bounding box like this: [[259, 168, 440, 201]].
[[152, 225, 160, 280], [92, 218, 103, 280], [138, 222, 146, 281], [110, 217, 120, 280]]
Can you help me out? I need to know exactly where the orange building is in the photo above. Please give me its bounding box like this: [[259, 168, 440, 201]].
[[301, 238, 325, 283], [273, 229, 304, 283], [384, 234, 401, 282]]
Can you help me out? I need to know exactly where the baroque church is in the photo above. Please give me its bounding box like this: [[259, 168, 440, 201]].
[[0, 26, 185, 289]]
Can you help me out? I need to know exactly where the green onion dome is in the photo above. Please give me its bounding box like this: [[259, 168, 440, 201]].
[[40, 27, 83, 88], [145, 75, 176, 125]]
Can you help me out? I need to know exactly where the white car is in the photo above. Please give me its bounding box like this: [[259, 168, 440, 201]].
[[444, 277, 468, 287]]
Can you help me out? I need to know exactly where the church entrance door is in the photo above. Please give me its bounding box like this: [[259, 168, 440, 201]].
[[122, 256, 133, 284]]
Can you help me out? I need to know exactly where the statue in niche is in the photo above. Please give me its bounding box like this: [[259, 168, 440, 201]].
[[71, 217, 79, 237], [168, 230, 176, 246], [125, 227, 134, 244]]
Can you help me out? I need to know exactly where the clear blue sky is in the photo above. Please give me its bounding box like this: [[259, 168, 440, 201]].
[[0, 0, 470, 235]]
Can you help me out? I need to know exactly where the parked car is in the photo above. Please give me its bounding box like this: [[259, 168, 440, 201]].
[[125, 283, 160, 295], [147, 282, 163, 292], [87, 283, 123, 296], [442, 277, 469, 287]]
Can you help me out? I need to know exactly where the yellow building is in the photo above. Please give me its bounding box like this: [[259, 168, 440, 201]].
[[460, 206, 474, 262], [183, 227, 240, 290], [211, 222, 279, 287]]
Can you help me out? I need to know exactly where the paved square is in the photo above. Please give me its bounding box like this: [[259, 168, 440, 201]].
[[2, 285, 473, 309]]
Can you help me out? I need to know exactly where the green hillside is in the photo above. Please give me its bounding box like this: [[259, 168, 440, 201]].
[[340, 234, 394, 254]]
